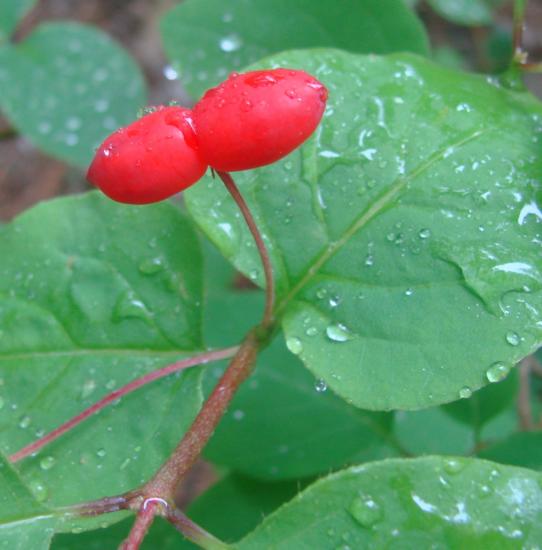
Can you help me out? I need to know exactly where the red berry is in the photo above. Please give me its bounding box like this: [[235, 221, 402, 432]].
[[193, 69, 327, 172], [87, 106, 208, 204]]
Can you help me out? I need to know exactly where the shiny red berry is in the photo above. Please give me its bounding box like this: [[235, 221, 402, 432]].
[[193, 68, 327, 172], [87, 106, 208, 204]]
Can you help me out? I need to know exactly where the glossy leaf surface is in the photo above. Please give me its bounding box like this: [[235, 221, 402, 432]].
[[186, 49, 542, 410]]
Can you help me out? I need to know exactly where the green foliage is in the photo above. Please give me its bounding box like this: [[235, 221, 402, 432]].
[[0, 193, 203, 523], [187, 48, 542, 411], [238, 457, 542, 548], [479, 432, 542, 470], [160, 0, 429, 98], [0, 23, 146, 167], [427, 0, 506, 26], [0, 0, 36, 43]]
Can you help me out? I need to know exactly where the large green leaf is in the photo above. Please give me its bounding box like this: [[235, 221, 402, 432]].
[[186, 49, 542, 410], [160, 0, 429, 98], [238, 457, 542, 548], [202, 242, 398, 479], [0, 0, 36, 43], [0, 23, 145, 167], [427, 0, 505, 26], [0, 192, 203, 516]]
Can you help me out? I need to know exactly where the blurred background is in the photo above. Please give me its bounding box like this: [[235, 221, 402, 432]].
[[1, 0, 541, 221]]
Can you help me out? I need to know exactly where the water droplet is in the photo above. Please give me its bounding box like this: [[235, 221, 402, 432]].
[[443, 459, 464, 474], [364, 254, 374, 267], [96, 448, 106, 458], [326, 324, 353, 342], [66, 116, 81, 131], [113, 290, 152, 323], [315, 379, 327, 392], [404, 288, 414, 296], [240, 98, 253, 112], [316, 287, 327, 299], [29, 480, 48, 502], [459, 386, 472, 399], [286, 337, 303, 355], [120, 458, 131, 470], [163, 64, 178, 80], [505, 331, 520, 346], [81, 379, 96, 399], [94, 99, 109, 113], [486, 362, 510, 383], [349, 495, 382, 527], [138, 257, 164, 275], [40, 456, 56, 470], [219, 34, 242, 52], [233, 410, 245, 421], [18, 415, 31, 429], [329, 295, 340, 308], [306, 327, 318, 337], [418, 228, 431, 239], [285, 89, 297, 99]]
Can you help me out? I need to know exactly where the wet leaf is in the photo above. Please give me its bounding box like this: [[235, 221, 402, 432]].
[[160, 0, 429, 98], [186, 49, 542, 410], [0, 192, 203, 525], [238, 457, 542, 549], [0, 23, 146, 167]]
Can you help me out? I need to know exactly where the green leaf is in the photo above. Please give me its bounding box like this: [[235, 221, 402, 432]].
[[479, 432, 542, 470], [394, 408, 474, 456], [160, 0, 429, 98], [0, 0, 36, 44], [238, 457, 542, 548], [0, 192, 203, 517], [0, 22, 146, 167], [186, 49, 542, 410], [201, 242, 398, 479], [442, 368, 519, 428], [427, 0, 505, 26], [0, 452, 57, 549]]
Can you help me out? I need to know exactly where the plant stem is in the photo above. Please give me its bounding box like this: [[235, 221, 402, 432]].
[[9, 347, 238, 463], [143, 331, 259, 499], [217, 171, 275, 329], [167, 508, 231, 550], [120, 499, 160, 550], [513, 0, 528, 62]]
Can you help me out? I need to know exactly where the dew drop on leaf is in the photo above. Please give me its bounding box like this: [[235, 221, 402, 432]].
[[505, 331, 520, 346], [443, 459, 464, 474], [459, 386, 472, 399], [96, 448, 106, 458], [348, 495, 383, 527], [315, 379, 327, 393], [40, 456, 56, 471], [286, 337, 303, 355], [306, 326, 318, 337], [326, 324, 353, 342], [29, 480, 48, 502], [138, 257, 164, 275], [418, 228, 431, 239], [18, 415, 31, 429], [486, 362, 510, 383], [219, 33, 242, 53]]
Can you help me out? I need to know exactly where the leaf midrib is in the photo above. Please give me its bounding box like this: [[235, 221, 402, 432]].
[[276, 128, 488, 315]]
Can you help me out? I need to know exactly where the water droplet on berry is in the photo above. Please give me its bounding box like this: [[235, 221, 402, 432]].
[[285, 89, 297, 99]]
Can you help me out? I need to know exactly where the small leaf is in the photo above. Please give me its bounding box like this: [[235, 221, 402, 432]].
[[427, 0, 505, 26], [0, 192, 203, 521], [0, 0, 36, 43], [0, 22, 146, 166], [160, 0, 429, 98], [186, 49, 542, 410], [238, 457, 542, 548], [479, 432, 542, 470]]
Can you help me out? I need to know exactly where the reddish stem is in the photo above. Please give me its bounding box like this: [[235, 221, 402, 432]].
[[167, 508, 230, 549], [9, 347, 238, 463], [143, 331, 259, 499], [217, 171, 275, 328], [120, 499, 161, 550]]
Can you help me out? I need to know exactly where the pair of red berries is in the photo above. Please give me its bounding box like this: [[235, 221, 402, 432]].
[[87, 68, 328, 204]]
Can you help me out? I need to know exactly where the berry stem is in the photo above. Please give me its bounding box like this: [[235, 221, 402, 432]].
[[217, 171, 275, 328], [9, 346, 238, 463], [141, 330, 259, 499]]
